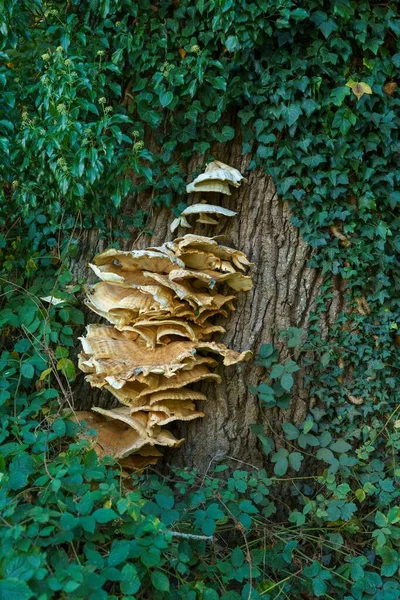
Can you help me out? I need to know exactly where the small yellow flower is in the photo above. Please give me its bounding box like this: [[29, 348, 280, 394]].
[[42, 53, 50, 61], [97, 50, 105, 56], [64, 59, 72, 67], [56, 46, 63, 52], [99, 97, 107, 104]]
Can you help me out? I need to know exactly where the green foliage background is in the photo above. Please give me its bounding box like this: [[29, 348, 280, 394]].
[[1, 1, 400, 598]]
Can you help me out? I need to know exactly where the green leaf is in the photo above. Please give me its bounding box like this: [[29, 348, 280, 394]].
[[93, 508, 119, 523], [303, 419, 314, 434], [259, 343, 274, 359], [0, 579, 33, 600], [312, 576, 327, 597], [289, 510, 305, 526], [120, 564, 141, 595], [156, 492, 174, 510], [202, 517, 216, 536], [330, 439, 351, 453], [270, 364, 285, 379], [56, 357, 76, 381], [9, 453, 34, 490], [239, 499, 258, 514], [316, 448, 335, 464], [375, 511, 387, 528], [231, 547, 244, 567], [282, 423, 299, 440], [151, 570, 170, 592], [282, 104, 303, 127], [225, 35, 240, 52], [288, 452, 303, 472], [280, 372, 294, 391], [330, 86, 351, 106], [108, 540, 130, 567], [14, 338, 31, 353], [159, 91, 174, 108], [291, 8, 309, 20], [21, 362, 34, 379], [271, 448, 289, 476]]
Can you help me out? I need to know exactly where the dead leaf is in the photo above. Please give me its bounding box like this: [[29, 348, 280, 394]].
[[346, 80, 372, 100], [383, 82, 397, 96]]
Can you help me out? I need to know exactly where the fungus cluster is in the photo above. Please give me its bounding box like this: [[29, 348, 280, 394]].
[[77, 233, 252, 469], [169, 160, 246, 233]]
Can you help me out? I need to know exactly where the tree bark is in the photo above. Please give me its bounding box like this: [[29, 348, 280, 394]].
[[71, 142, 344, 472]]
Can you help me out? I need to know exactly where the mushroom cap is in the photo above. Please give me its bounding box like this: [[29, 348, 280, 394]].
[[73, 410, 184, 459], [170, 204, 236, 232], [186, 161, 245, 194]]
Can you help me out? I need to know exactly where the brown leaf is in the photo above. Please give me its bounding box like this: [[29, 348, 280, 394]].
[[383, 82, 397, 96]]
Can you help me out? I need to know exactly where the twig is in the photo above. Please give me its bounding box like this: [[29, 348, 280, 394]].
[[168, 530, 214, 541]]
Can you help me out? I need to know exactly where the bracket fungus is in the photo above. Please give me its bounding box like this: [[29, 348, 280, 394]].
[[78, 233, 253, 470], [186, 160, 246, 195], [170, 203, 237, 233]]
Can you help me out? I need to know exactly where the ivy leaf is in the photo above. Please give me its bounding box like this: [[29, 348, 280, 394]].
[[345, 80, 373, 100], [319, 18, 337, 39], [282, 104, 303, 127], [330, 86, 350, 106], [159, 91, 173, 107], [225, 35, 240, 52], [290, 8, 309, 21]]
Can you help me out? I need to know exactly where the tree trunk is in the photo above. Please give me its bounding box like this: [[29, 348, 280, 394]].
[[71, 141, 344, 472]]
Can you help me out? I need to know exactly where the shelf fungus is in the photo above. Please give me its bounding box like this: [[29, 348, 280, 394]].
[[170, 203, 237, 233], [186, 161, 246, 195], [78, 234, 252, 470]]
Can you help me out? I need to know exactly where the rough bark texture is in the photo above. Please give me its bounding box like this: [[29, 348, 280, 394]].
[[71, 142, 344, 472]]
